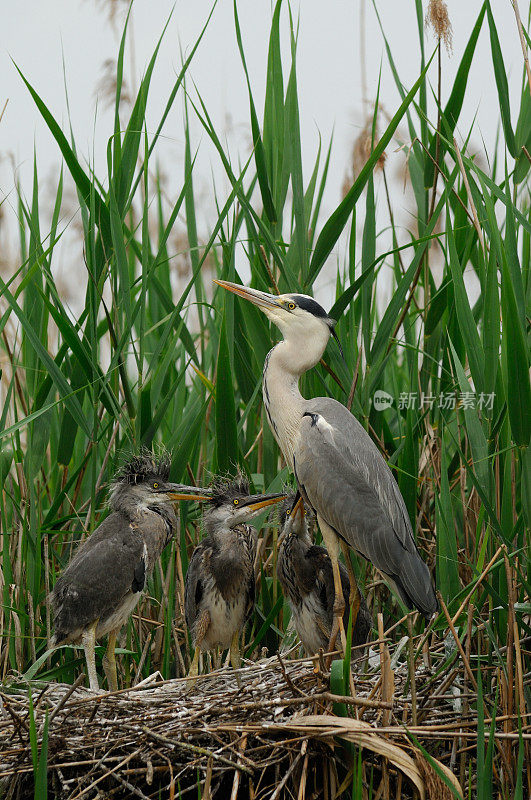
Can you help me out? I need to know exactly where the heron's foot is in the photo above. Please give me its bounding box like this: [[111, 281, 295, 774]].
[[82, 620, 99, 692], [185, 646, 201, 693], [229, 631, 242, 687], [103, 630, 118, 693]]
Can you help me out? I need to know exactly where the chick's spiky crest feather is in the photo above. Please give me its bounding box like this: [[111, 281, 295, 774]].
[[113, 449, 172, 487], [208, 470, 250, 507]]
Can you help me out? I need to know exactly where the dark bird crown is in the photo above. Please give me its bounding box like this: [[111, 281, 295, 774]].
[[208, 471, 250, 507], [277, 491, 315, 527], [114, 450, 172, 486]]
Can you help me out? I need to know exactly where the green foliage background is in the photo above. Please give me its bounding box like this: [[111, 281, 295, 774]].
[[0, 1, 529, 795]]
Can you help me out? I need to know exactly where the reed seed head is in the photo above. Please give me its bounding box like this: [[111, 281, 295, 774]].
[[425, 0, 453, 54]]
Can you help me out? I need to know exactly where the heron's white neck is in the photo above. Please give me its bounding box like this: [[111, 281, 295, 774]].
[[262, 333, 327, 469]]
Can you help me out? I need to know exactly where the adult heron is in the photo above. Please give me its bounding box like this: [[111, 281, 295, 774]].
[[50, 453, 208, 692], [184, 474, 285, 685], [215, 280, 437, 651], [277, 494, 372, 657]]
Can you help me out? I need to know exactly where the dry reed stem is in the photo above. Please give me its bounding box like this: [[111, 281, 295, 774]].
[[511, 0, 531, 95], [1, 635, 522, 798], [437, 592, 478, 693]]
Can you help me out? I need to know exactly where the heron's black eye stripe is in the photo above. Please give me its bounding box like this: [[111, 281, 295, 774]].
[[291, 295, 328, 318]]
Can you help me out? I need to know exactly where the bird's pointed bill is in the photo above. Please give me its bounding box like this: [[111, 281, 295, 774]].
[[166, 484, 213, 502], [214, 279, 283, 312], [290, 494, 304, 522], [238, 491, 287, 513]]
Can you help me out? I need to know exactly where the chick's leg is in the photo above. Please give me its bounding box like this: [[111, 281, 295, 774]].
[[229, 630, 242, 687], [103, 628, 119, 692], [186, 610, 210, 692], [82, 620, 99, 692]]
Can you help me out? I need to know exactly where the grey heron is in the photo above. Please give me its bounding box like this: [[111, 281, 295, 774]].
[[50, 453, 208, 692], [277, 494, 372, 657], [184, 474, 285, 685], [215, 280, 437, 652]]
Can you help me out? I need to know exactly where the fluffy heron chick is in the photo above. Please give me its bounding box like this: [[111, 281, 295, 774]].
[[50, 453, 206, 692], [277, 495, 372, 657], [184, 475, 285, 686]]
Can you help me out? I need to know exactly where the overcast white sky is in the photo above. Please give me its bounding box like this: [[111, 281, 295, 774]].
[[0, 1, 524, 302]]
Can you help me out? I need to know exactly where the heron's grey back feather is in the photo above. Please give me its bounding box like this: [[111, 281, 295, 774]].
[[294, 397, 437, 618]]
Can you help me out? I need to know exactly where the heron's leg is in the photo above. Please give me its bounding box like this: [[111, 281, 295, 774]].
[[186, 610, 210, 692], [103, 629, 119, 692], [318, 517, 347, 657], [229, 630, 242, 687], [340, 540, 361, 632], [82, 620, 99, 692]]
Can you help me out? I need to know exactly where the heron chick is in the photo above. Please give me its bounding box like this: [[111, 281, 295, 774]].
[[215, 280, 437, 655], [50, 453, 206, 692], [277, 495, 372, 658], [184, 475, 285, 686]]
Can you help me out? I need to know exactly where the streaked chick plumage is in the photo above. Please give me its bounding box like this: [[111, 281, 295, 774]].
[[277, 495, 372, 656]]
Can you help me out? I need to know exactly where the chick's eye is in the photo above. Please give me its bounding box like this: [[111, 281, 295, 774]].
[[153, 482, 159, 489], [233, 498, 239, 505], [288, 302, 296, 310]]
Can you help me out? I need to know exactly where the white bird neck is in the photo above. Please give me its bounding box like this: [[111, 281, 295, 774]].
[[262, 336, 325, 469]]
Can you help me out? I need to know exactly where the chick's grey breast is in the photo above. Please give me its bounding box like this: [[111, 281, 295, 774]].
[[185, 526, 256, 651], [294, 397, 437, 618], [51, 509, 170, 644]]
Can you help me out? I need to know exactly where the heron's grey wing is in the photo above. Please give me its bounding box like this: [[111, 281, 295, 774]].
[[294, 399, 437, 618], [51, 513, 146, 642], [184, 541, 210, 631]]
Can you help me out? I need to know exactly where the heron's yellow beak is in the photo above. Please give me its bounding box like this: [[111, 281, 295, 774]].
[[214, 280, 284, 312]]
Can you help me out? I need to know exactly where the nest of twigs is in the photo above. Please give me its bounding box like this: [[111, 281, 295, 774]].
[[0, 635, 500, 800]]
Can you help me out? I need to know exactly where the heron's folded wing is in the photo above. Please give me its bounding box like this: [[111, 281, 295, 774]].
[[51, 514, 146, 636], [294, 401, 437, 616], [305, 398, 416, 549], [184, 542, 209, 630]]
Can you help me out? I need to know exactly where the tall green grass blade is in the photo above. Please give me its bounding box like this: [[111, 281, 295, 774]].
[[424, 3, 487, 186], [500, 252, 531, 447], [486, 2, 516, 158], [309, 52, 435, 281], [233, 0, 276, 224], [215, 311, 239, 473]]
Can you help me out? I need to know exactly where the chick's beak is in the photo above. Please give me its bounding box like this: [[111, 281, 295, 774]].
[[239, 492, 287, 514], [214, 280, 283, 312], [291, 494, 305, 522], [165, 484, 212, 502]]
